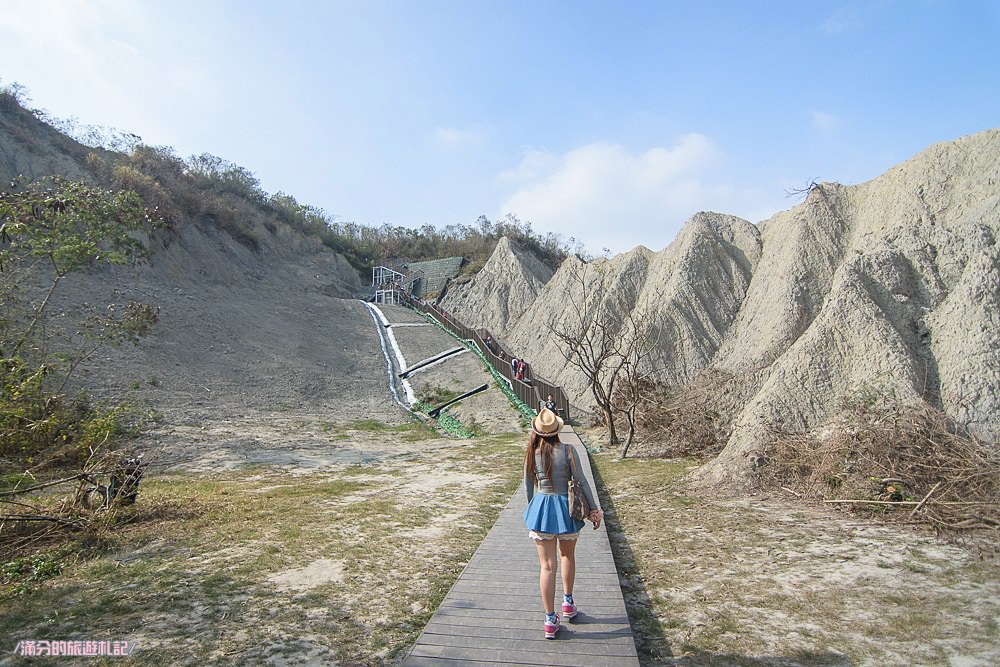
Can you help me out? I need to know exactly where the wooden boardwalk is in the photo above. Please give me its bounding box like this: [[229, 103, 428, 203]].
[[404, 428, 639, 666]]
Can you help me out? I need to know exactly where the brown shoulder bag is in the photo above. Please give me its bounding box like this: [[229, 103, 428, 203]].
[[567, 445, 591, 522]]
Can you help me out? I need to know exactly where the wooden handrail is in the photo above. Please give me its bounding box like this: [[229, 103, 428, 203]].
[[401, 294, 571, 422]]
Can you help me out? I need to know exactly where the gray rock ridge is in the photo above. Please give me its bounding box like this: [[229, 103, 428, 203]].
[[502, 213, 761, 418], [507, 246, 655, 414], [637, 212, 761, 385], [439, 236, 554, 334], [453, 128, 998, 484], [700, 128, 1000, 483]]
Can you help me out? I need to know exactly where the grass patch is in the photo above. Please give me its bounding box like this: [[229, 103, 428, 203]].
[[416, 383, 460, 407], [347, 418, 394, 432], [325, 417, 438, 442], [0, 433, 525, 665]]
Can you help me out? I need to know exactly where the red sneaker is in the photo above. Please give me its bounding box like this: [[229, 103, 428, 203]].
[[544, 613, 560, 639], [562, 599, 578, 620]]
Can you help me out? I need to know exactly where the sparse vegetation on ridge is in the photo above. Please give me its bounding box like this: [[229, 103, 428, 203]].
[[2, 83, 578, 279]]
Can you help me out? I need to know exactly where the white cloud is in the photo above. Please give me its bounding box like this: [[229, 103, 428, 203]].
[[433, 126, 472, 145], [498, 134, 747, 254], [811, 110, 839, 130], [497, 147, 559, 184], [822, 7, 865, 34], [430, 124, 490, 150]]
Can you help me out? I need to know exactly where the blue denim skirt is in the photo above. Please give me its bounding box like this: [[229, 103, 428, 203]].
[[523, 492, 585, 534]]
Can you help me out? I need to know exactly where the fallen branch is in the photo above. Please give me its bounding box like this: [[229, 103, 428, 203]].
[[910, 481, 942, 517], [0, 468, 131, 498], [762, 400, 1000, 543], [0, 473, 88, 498], [824, 499, 1000, 506], [0, 498, 45, 512], [824, 499, 920, 506], [0, 514, 86, 530]]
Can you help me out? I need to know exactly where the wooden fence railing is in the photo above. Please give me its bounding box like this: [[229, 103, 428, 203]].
[[402, 296, 571, 422]]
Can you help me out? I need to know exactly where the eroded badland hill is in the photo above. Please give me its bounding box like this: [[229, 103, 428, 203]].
[[443, 128, 1000, 487]]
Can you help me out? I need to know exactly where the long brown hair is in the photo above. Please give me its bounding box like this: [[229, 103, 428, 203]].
[[524, 431, 561, 483]]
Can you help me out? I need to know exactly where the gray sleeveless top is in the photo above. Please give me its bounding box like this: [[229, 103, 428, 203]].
[[524, 441, 599, 510]]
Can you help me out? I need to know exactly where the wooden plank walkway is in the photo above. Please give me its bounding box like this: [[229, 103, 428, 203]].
[[404, 427, 639, 666]]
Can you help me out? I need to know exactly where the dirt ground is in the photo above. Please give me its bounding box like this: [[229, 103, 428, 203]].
[[590, 449, 1000, 667], [2, 292, 530, 665]]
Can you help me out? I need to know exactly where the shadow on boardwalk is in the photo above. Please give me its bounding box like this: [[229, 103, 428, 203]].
[[668, 652, 853, 666]]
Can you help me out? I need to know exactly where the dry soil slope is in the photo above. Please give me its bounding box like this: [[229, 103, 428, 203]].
[[500, 213, 761, 414], [376, 305, 523, 434], [1, 99, 402, 427], [459, 128, 998, 485], [68, 216, 382, 425], [700, 128, 1000, 483], [632, 212, 761, 385], [439, 236, 554, 334]]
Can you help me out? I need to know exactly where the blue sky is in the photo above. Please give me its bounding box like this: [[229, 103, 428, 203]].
[[2, 1, 998, 255]]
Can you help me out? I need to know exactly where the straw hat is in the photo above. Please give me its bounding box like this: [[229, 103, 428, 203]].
[[532, 407, 564, 437]]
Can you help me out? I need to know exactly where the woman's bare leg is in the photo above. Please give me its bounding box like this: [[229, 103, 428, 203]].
[[558, 537, 577, 597], [535, 538, 558, 614]]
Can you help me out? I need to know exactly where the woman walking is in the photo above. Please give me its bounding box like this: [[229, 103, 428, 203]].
[[522, 408, 604, 639]]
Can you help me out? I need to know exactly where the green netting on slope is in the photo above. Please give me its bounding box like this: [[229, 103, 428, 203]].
[[414, 310, 535, 423], [411, 401, 476, 438], [404, 307, 609, 453]]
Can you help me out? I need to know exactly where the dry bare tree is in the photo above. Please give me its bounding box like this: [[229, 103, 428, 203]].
[[615, 330, 662, 458], [547, 258, 660, 455]]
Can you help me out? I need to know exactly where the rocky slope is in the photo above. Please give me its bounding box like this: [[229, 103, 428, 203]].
[[2, 97, 387, 435], [64, 213, 371, 420], [702, 129, 1000, 482], [457, 127, 999, 484], [439, 236, 553, 334]]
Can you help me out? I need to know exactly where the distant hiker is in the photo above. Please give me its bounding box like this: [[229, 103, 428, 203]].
[[523, 408, 603, 639], [511, 357, 519, 376], [517, 358, 526, 381], [485, 335, 495, 353], [544, 394, 557, 413]]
